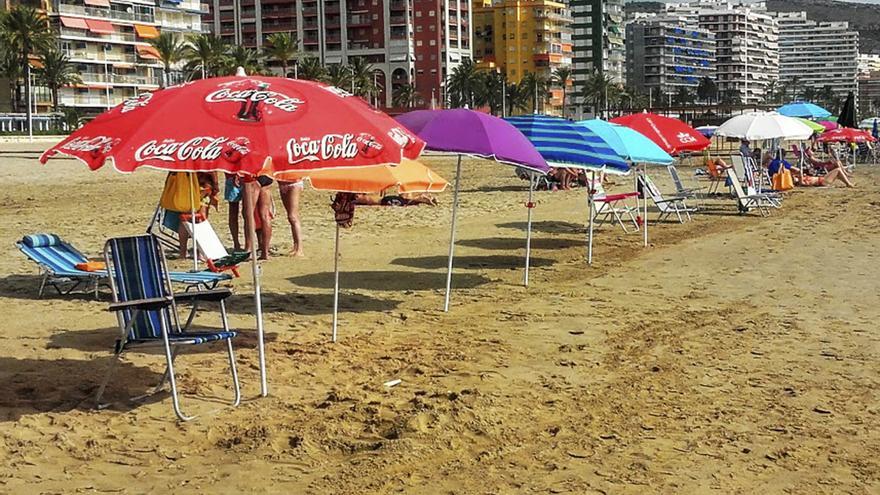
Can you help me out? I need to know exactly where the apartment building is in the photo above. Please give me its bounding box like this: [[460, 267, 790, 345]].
[[860, 71, 880, 117], [50, 0, 205, 111], [570, 0, 624, 114], [203, 0, 472, 108], [473, 0, 572, 114], [626, 18, 716, 101], [775, 11, 859, 103]]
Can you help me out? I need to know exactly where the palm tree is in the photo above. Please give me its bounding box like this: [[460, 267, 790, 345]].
[[552, 66, 572, 118], [348, 57, 376, 99], [520, 72, 549, 114], [297, 56, 326, 82], [505, 81, 530, 115], [223, 45, 264, 75], [184, 33, 227, 79], [393, 84, 421, 108], [447, 58, 480, 108], [696, 76, 717, 104], [264, 32, 298, 77], [0, 45, 22, 112], [582, 72, 613, 117], [325, 63, 351, 89], [149, 31, 185, 87], [35, 46, 81, 112], [480, 71, 504, 115], [0, 6, 53, 132], [673, 86, 694, 106]]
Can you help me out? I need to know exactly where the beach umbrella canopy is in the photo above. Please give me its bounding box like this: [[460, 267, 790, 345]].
[[795, 118, 826, 133], [818, 120, 839, 131], [715, 112, 814, 141], [41, 75, 424, 174], [610, 113, 710, 154], [39, 72, 426, 397], [578, 119, 673, 165], [696, 125, 719, 138], [837, 92, 857, 129], [858, 117, 880, 130], [818, 127, 877, 143], [505, 114, 629, 173], [777, 102, 832, 119], [279, 159, 447, 342], [395, 109, 549, 173]]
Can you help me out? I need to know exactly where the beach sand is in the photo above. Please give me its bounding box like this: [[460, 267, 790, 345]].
[[0, 141, 878, 493]]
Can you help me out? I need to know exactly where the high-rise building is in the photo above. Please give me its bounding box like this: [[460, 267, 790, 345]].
[[775, 11, 858, 103], [473, 0, 572, 114], [859, 71, 880, 117], [48, 0, 204, 111], [626, 18, 716, 102], [204, 0, 473, 108], [858, 54, 880, 76], [570, 0, 625, 114]]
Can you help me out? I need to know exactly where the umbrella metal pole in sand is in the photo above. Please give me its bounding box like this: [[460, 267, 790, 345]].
[[332, 223, 341, 342], [443, 155, 463, 312], [641, 164, 649, 248], [587, 170, 595, 265], [243, 185, 268, 397], [524, 172, 535, 286]]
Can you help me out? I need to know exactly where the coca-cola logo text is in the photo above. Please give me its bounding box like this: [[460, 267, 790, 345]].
[[120, 93, 152, 114], [387, 127, 415, 148], [135, 137, 228, 162], [206, 88, 304, 113], [60, 136, 117, 154], [286, 134, 362, 163]]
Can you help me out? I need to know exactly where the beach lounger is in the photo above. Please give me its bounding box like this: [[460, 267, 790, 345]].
[[667, 164, 704, 200], [588, 177, 641, 233], [637, 173, 697, 223], [94, 234, 240, 421], [702, 158, 728, 195], [725, 168, 778, 217], [17, 234, 233, 298], [149, 207, 247, 278]]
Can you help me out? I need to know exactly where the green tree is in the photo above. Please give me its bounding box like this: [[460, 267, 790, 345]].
[[349, 57, 377, 99], [552, 66, 572, 118], [325, 63, 351, 89], [0, 6, 53, 131], [673, 86, 694, 106], [55, 105, 83, 131], [297, 56, 326, 82], [35, 46, 81, 112], [223, 45, 264, 75], [696, 77, 717, 103], [0, 45, 22, 112], [184, 33, 227, 79], [480, 70, 505, 116], [447, 58, 481, 108], [582, 72, 614, 116], [505, 81, 530, 115], [149, 31, 186, 87], [520, 71, 549, 114], [392, 84, 421, 108], [264, 32, 298, 77]]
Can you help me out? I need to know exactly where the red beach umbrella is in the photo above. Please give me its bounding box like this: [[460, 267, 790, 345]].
[[817, 127, 876, 143], [610, 112, 710, 154], [40, 75, 424, 174]]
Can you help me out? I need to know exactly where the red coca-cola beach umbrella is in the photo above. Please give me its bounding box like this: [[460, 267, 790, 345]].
[[817, 127, 876, 143], [610, 112, 710, 154], [40, 74, 424, 174]]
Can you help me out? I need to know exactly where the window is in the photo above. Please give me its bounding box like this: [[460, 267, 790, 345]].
[[418, 54, 423, 61], [429, 39, 436, 46], [417, 25, 422, 32], [429, 10, 435, 16], [372, 13, 378, 19], [416, 11, 421, 17], [417, 40, 422, 46]]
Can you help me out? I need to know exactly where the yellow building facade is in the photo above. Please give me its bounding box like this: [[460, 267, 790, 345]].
[[473, 0, 572, 114]]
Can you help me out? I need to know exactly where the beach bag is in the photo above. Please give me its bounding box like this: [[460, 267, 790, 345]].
[[160, 172, 200, 212], [772, 167, 794, 191]]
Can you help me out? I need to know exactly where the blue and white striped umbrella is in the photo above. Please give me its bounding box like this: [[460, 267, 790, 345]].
[[505, 115, 630, 174]]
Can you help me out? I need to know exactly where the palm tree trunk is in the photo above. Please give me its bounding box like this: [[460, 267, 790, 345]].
[[282, 62, 287, 78], [24, 62, 32, 136], [52, 87, 59, 113], [562, 88, 566, 119]]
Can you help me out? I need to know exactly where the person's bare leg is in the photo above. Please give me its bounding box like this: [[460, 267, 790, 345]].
[[257, 186, 273, 260], [279, 183, 304, 256], [242, 181, 259, 255], [826, 168, 855, 188], [229, 200, 241, 251], [178, 223, 189, 258]]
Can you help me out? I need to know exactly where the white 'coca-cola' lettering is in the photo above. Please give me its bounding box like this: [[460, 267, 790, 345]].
[[206, 89, 304, 112], [286, 134, 360, 163], [60, 136, 116, 154], [135, 137, 228, 162], [120, 93, 152, 114]]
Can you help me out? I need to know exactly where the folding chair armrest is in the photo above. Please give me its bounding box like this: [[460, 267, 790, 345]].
[[654, 196, 688, 204], [108, 296, 173, 312], [601, 192, 639, 202], [173, 287, 233, 303]]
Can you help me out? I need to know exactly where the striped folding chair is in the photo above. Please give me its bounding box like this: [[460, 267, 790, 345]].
[[95, 234, 240, 421], [16, 234, 107, 298]]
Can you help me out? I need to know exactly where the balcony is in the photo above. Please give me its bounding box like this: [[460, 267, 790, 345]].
[[80, 72, 161, 86], [390, 0, 406, 11], [57, 4, 156, 24], [66, 49, 141, 64], [348, 16, 370, 27], [59, 28, 137, 43], [389, 15, 407, 25]]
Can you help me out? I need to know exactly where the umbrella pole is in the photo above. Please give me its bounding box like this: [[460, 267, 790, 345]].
[[243, 183, 267, 397], [587, 170, 595, 265], [443, 155, 463, 312], [190, 174, 198, 272], [643, 164, 648, 248], [332, 223, 340, 343], [524, 172, 534, 287]]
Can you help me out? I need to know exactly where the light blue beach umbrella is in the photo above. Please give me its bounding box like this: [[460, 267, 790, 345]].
[[777, 102, 832, 119], [578, 119, 674, 250], [504, 115, 630, 174], [505, 115, 630, 265]]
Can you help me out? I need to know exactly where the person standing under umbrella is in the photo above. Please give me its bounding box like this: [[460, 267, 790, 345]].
[[739, 138, 753, 161], [278, 179, 305, 257]]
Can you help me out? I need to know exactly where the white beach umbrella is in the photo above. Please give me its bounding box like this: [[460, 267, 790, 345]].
[[716, 111, 814, 141]]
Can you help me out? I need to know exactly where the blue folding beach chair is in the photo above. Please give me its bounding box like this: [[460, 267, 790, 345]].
[[15, 234, 106, 298], [17, 233, 234, 298], [94, 234, 240, 421]]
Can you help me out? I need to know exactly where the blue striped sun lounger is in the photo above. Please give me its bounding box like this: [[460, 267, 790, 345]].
[[16, 234, 233, 298]]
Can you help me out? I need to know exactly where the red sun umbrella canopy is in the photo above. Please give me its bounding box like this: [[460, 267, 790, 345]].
[[610, 113, 710, 154], [817, 127, 876, 143], [40, 75, 425, 175]]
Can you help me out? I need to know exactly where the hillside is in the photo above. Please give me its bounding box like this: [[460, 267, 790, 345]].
[[625, 0, 880, 54]]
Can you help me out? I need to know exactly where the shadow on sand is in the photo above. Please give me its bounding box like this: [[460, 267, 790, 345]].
[[456, 237, 583, 251], [390, 254, 554, 270], [288, 270, 491, 292]]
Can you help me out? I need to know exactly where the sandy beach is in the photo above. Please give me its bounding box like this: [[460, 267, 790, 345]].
[[1, 141, 878, 493]]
